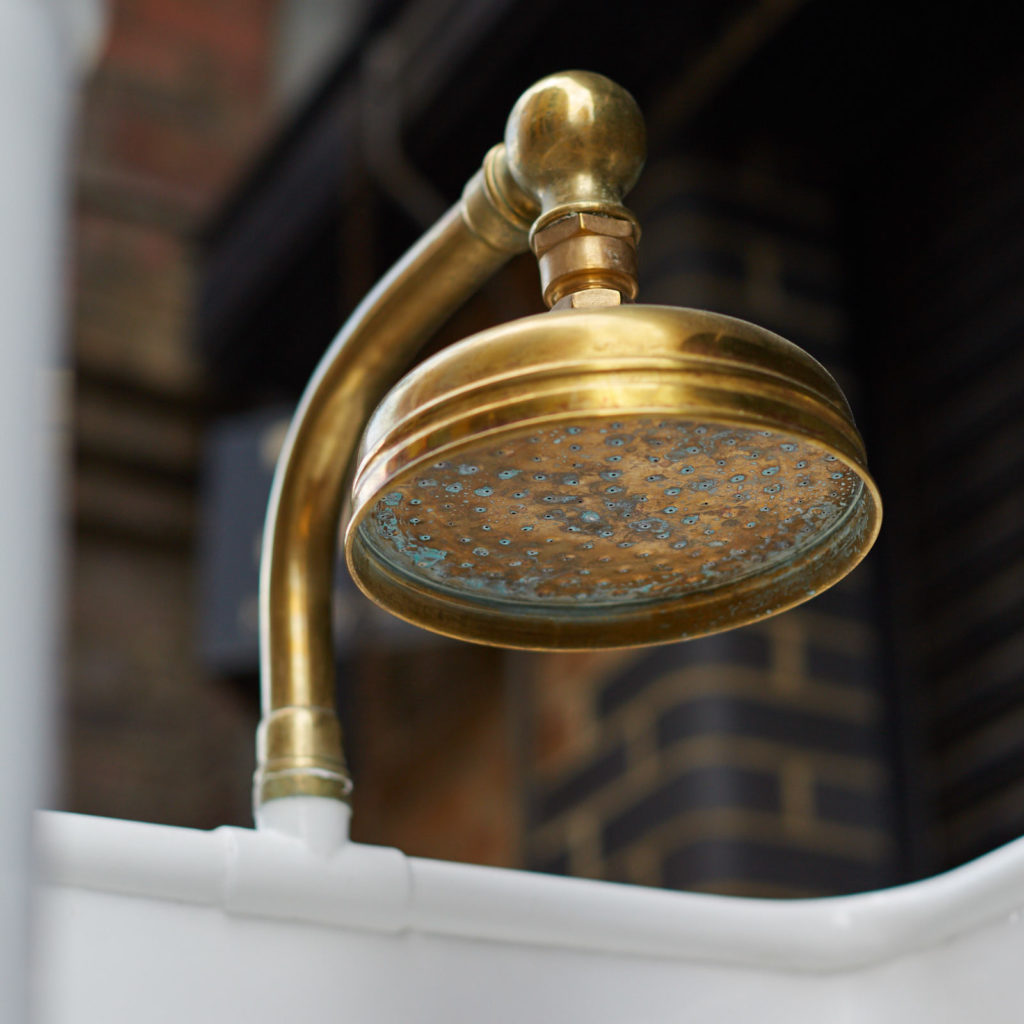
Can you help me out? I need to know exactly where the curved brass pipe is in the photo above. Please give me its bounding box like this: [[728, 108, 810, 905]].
[[254, 72, 646, 810], [254, 154, 538, 806]]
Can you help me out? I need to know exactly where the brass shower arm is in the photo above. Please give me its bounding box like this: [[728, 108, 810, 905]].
[[255, 72, 648, 810], [255, 160, 532, 809]]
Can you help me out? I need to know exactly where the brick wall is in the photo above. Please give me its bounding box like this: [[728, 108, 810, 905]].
[[855, 58, 1024, 874], [65, 0, 277, 827], [519, 155, 898, 897], [131, 0, 1024, 893], [67, 5, 901, 884], [347, 642, 520, 866]]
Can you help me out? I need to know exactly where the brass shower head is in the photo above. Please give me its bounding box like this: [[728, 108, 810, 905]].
[[344, 306, 879, 649], [342, 71, 879, 650], [254, 70, 881, 809]]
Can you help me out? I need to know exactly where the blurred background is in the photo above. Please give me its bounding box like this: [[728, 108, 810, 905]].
[[63, 0, 1024, 897]]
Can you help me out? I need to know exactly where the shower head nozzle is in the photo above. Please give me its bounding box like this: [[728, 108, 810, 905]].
[[345, 305, 880, 649]]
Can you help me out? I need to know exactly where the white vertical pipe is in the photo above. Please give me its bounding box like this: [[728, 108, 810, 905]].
[[0, 1, 102, 1020], [256, 795, 351, 857]]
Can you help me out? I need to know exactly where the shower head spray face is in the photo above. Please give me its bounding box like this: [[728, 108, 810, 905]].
[[345, 305, 880, 649]]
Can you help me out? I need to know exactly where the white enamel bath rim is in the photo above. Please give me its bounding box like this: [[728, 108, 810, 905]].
[[35, 809, 1024, 973]]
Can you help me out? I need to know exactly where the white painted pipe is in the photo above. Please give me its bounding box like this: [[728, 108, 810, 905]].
[[255, 794, 352, 856], [0, 1, 104, 1020]]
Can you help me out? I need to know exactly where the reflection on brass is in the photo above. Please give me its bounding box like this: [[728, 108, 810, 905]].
[[257, 707, 351, 802], [345, 306, 880, 649], [533, 212, 638, 307], [551, 287, 623, 310], [504, 71, 646, 221], [255, 71, 880, 810], [253, 159, 536, 809]]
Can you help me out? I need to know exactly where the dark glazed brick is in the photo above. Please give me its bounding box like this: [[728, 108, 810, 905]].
[[532, 744, 627, 824], [801, 578, 872, 620], [949, 803, 1024, 869], [936, 670, 1024, 745], [782, 263, 845, 306], [663, 839, 891, 895], [529, 850, 570, 877], [602, 766, 781, 856], [641, 190, 836, 248], [598, 630, 770, 717], [925, 600, 1024, 679], [939, 741, 1024, 817], [656, 697, 880, 760], [807, 644, 875, 688], [816, 782, 891, 830], [641, 246, 747, 288]]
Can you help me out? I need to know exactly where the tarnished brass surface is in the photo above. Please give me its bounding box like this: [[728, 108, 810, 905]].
[[257, 707, 351, 802], [345, 305, 881, 649], [552, 287, 624, 310], [533, 212, 639, 306], [254, 158, 535, 808], [504, 70, 646, 222], [256, 69, 879, 809], [254, 71, 646, 809], [505, 70, 646, 306]]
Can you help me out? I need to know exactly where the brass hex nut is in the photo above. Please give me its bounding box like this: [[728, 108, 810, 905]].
[[532, 211, 635, 255], [532, 212, 639, 307]]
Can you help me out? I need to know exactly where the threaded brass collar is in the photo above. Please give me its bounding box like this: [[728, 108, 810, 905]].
[[532, 211, 639, 307]]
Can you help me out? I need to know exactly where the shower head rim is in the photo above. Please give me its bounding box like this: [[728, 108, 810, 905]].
[[353, 377, 864, 503], [361, 305, 854, 445], [344, 302, 881, 650], [345, 411, 881, 650], [346, 458, 879, 651]]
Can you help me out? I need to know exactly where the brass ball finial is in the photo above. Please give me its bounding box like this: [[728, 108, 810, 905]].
[[504, 70, 646, 216]]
